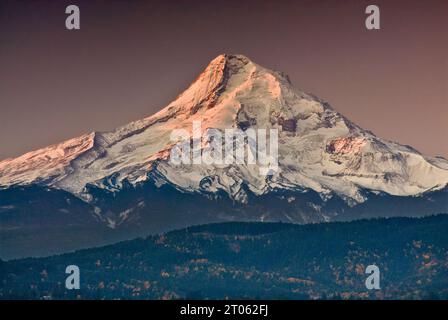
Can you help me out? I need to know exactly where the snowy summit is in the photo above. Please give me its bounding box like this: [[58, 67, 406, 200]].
[[1, 54, 447, 204]]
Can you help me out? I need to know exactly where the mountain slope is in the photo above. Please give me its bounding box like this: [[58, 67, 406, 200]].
[[0, 54, 447, 259], [2, 215, 448, 300], [1, 54, 447, 199]]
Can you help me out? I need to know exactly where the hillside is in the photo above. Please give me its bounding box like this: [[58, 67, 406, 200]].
[[1, 215, 447, 300]]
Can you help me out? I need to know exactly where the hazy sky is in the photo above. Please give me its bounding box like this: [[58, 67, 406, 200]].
[[0, 0, 447, 160]]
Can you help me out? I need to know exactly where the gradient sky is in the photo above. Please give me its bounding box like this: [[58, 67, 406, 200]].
[[0, 0, 447, 160]]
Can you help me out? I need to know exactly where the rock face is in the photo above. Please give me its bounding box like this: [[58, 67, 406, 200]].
[[1, 54, 447, 259]]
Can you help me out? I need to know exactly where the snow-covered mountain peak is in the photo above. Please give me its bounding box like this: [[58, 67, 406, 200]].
[[1, 54, 448, 204], [161, 53, 306, 120]]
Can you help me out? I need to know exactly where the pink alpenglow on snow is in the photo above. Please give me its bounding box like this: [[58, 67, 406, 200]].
[[0, 54, 447, 203], [327, 137, 367, 154]]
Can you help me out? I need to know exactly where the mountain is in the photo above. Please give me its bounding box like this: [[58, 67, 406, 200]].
[[1, 54, 447, 259], [2, 215, 448, 300]]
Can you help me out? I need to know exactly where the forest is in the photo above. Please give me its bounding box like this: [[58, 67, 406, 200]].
[[1, 215, 447, 300]]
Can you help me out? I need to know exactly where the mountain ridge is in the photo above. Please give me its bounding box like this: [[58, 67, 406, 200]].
[[1, 54, 447, 259], [1, 54, 447, 199]]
